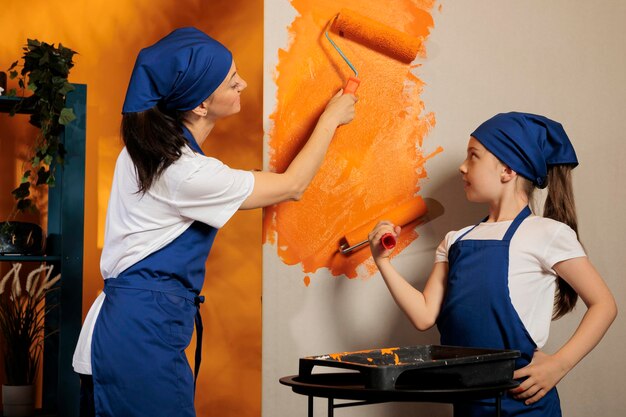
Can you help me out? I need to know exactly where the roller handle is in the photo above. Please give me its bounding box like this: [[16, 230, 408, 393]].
[[380, 233, 396, 250], [343, 77, 360, 94]]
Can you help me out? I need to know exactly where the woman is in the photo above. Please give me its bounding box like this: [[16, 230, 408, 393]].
[[72, 27, 356, 417]]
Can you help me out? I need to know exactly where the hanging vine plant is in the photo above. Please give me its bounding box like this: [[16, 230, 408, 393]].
[[7, 39, 78, 213]]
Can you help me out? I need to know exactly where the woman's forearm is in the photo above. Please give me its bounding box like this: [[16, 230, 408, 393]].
[[241, 93, 355, 209], [282, 114, 340, 199]]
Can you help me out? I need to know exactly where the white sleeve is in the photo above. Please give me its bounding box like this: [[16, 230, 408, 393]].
[[540, 223, 587, 270], [435, 230, 458, 263], [173, 158, 255, 228]]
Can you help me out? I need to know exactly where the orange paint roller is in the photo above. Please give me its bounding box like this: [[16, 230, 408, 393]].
[[339, 196, 441, 255], [325, 9, 423, 94]]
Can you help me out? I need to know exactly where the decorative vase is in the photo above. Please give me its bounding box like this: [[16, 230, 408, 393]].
[[1, 384, 35, 417], [0, 222, 44, 255]]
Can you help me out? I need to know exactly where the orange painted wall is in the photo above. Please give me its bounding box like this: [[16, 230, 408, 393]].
[[0, 1, 262, 416], [264, 0, 440, 282]]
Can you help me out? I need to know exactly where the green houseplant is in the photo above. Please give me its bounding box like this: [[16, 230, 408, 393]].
[[1, 39, 78, 257], [0, 263, 60, 416], [6, 39, 78, 213]]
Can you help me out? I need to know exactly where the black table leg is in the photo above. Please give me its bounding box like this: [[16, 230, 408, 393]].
[[496, 395, 501, 417], [328, 398, 334, 417], [308, 396, 313, 417]]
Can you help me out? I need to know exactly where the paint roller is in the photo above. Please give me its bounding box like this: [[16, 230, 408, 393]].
[[338, 196, 444, 255], [325, 8, 423, 94]]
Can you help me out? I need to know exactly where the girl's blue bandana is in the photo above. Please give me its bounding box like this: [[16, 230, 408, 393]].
[[471, 112, 578, 188]]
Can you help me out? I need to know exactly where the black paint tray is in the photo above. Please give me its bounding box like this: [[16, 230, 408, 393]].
[[299, 345, 520, 390]]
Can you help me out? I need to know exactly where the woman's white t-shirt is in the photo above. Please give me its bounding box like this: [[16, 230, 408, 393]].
[[435, 215, 586, 349], [72, 146, 254, 375]]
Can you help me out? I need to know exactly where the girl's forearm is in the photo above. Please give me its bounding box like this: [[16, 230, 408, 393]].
[[376, 259, 436, 331], [552, 300, 617, 373]]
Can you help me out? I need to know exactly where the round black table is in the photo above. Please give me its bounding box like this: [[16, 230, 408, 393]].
[[280, 373, 519, 417]]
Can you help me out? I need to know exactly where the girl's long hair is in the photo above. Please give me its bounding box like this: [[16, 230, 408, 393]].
[[121, 105, 187, 194], [526, 165, 579, 320]]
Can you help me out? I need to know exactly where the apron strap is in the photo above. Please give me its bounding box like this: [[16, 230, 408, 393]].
[[502, 206, 532, 242], [456, 206, 532, 243], [455, 215, 488, 242], [193, 295, 205, 390]]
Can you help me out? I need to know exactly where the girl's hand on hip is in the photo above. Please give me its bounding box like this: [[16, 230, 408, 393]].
[[320, 90, 357, 127], [509, 350, 568, 405], [368, 221, 400, 262]]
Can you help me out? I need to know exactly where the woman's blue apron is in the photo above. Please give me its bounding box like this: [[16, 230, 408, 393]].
[[91, 129, 214, 417], [437, 207, 561, 417]]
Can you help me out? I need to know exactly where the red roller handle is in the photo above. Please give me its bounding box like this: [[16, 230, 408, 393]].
[[343, 77, 360, 94], [381, 233, 396, 250]]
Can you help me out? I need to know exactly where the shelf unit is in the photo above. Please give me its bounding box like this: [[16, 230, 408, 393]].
[[0, 84, 86, 417]]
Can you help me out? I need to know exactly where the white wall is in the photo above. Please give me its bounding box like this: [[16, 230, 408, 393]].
[[263, 1, 626, 416]]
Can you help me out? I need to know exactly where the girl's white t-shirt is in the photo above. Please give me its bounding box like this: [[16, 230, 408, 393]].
[[72, 146, 254, 375], [435, 215, 586, 349]]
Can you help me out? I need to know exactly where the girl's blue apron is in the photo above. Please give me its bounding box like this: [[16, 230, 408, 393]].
[[91, 128, 214, 417], [437, 207, 562, 417]]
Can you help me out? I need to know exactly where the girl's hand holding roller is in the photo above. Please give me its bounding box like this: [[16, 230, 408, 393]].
[[368, 221, 400, 262]]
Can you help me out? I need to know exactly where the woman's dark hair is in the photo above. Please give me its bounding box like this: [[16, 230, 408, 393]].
[[524, 165, 580, 320], [121, 105, 187, 194]]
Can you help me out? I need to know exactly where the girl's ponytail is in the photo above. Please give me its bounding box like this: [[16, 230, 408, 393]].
[[544, 164, 579, 319], [121, 105, 188, 194]]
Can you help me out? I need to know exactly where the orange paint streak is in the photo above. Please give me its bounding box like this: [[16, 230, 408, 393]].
[[380, 347, 399, 355], [264, 0, 439, 280], [303, 275, 311, 286]]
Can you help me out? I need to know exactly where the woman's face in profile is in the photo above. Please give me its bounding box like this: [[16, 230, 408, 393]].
[[205, 60, 247, 119]]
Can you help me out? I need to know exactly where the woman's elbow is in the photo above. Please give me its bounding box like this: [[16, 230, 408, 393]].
[[286, 180, 307, 201]]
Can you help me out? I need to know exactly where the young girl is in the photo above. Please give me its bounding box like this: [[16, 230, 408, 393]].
[[369, 112, 617, 416]]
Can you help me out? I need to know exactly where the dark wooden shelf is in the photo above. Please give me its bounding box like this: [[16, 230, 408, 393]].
[[0, 95, 35, 114], [0, 255, 62, 262], [1, 84, 86, 417]]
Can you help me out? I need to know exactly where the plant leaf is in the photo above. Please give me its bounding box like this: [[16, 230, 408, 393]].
[[21, 170, 31, 183], [11, 182, 30, 199], [59, 107, 76, 125], [16, 198, 32, 212], [58, 82, 75, 95]]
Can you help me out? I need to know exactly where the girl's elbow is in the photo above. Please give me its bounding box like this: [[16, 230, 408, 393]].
[[412, 318, 436, 332], [608, 297, 618, 322]]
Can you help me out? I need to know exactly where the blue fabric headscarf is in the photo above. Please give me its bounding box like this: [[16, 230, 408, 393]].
[[471, 112, 578, 188], [122, 27, 233, 113]]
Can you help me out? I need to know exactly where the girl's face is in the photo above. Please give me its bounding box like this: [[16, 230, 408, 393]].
[[459, 137, 507, 203], [205, 60, 247, 119]]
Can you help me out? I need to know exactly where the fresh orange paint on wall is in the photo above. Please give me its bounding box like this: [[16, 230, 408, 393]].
[[264, 0, 439, 280], [0, 1, 262, 416]]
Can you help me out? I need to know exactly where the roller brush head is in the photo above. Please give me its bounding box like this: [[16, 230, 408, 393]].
[[333, 8, 422, 64]]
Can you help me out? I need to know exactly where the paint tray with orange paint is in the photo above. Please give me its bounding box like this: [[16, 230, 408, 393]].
[[298, 345, 519, 390]]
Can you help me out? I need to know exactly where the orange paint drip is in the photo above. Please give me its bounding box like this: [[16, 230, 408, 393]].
[[264, 0, 440, 280], [303, 275, 311, 286]]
